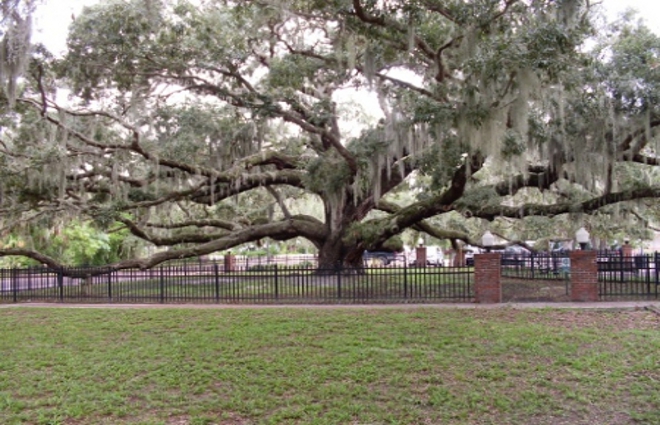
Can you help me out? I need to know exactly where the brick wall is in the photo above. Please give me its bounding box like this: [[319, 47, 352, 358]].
[[570, 251, 598, 302], [474, 253, 502, 303]]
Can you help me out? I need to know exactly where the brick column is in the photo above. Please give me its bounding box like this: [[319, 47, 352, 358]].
[[415, 246, 427, 267], [454, 249, 465, 267], [224, 254, 235, 272], [570, 250, 598, 302], [474, 253, 501, 303]]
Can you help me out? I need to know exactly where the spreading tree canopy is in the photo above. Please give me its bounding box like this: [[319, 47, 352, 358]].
[[2, 0, 660, 270]]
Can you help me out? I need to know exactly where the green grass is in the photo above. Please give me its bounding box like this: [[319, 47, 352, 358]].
[[0, 307, 659, 424]]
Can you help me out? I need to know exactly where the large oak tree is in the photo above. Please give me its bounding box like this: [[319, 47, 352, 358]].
[[2, 0, 660, 271]]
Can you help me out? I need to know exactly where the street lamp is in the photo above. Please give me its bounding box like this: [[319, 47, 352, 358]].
[[576, 227, 590, 250], [482, 231, 495, 253]]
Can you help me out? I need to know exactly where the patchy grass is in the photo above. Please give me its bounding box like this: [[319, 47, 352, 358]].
[[0, 307, 659, 424], [502, 278, 571, 303]]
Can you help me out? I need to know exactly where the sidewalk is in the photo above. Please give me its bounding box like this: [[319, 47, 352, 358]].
[[1, 301, 659, 311]]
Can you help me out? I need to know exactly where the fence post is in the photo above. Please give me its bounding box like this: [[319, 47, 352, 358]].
[[644, 254, 650, 297], [403, 261, 408, 299], [58, 269, 64, 302], [107, 270, 112, 302], [159, 266, 165, 304], [11, 268, 17, 303], [653, 251, 660, 298], [214, 263, 220, 303], [27, 267, 32, 291], [274, 264, 279, 300], [337, 263, 342, 299]]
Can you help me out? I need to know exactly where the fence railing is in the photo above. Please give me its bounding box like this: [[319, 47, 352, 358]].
[[598, 252, 660, 299], [500, 252, 571, 280], [500, 251, 659, 299], [0, 263, 474, 304]]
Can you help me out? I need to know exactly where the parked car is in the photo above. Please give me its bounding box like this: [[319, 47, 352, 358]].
[[464, 247, 481, 266], [407, 246, 444, 267], [362, 251, 400, 266]]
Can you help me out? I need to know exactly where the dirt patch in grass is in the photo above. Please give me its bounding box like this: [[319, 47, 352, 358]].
[[502, 278, 571, 302]]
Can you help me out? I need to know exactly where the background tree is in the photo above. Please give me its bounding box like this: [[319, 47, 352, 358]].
[[0, 0, 34, 105], [1, 0, 660, 272]]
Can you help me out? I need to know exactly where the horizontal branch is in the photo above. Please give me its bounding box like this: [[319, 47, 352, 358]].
[[144, 219, 239, 231], [118, 217, 230, 246], [191, 170, 306, 204], [111, 218, 327, 270], [377, 200, 471, 242], [632, 153, 660, 166], [471, 186, 660, 220], [0, 218, 328, 275]]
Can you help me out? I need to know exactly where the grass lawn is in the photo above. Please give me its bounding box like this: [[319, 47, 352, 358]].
[[0, 307, 659, 424]]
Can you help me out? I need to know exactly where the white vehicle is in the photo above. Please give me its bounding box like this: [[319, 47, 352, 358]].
[[464, 246, 482, 266], [407, 246, 445, 267]]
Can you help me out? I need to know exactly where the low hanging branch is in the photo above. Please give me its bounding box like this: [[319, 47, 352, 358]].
[[0, 217, 329, 276]]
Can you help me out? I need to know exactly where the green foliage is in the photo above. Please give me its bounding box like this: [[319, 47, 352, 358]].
[[596, 18, 660, 113], [55, 221, 111, 266], [304, 154, 352, 195], [64, 0, 167, 98], [501, 130, 526, 159]]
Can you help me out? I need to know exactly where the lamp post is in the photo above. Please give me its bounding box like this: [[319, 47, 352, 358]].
[[576, 227, 590, 250], [482, 231, 494, 253]]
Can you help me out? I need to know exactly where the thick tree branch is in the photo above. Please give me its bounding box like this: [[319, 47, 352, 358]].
[[110, 218, 328, 270], [0, 218, 328, 275], [352, 153, 485, 247], [632, 153, 660, 166], [471, 186, 660, 220], [491, 166, 561, 196], [118, 217, 229, 246], [191, 170, 306, 205], [144, 219, 239, 231], [377, 200, 471, 242]]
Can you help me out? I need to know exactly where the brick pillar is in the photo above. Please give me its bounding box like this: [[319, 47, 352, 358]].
[[415, 246, 427, 267], [454, 249, 465, 267], [474, 253, 501, 303], [224, 254, 235, 272], [570, 250, 598, 302]]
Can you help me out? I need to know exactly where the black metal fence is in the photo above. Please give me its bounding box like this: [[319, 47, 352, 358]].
[[0, 263, 474, 304], [598, 252, 659, 299], [500, 252, 572, 280], [500, 251, 659, 299], [499, 252, 572, 302]]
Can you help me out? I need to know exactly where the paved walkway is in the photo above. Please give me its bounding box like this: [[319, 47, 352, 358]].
[[1, 301, 659, 311]]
